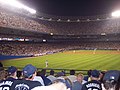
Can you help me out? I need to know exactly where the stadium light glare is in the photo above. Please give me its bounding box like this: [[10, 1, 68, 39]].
[[111, 10, 120, 17], [0, 0, 36, 14]]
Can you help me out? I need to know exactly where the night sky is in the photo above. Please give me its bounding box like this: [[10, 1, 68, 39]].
[[20, 0, 120, 16]]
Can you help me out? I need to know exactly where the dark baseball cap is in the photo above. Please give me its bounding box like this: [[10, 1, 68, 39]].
[[23, 64, 37, 78], [91, 70, 100, 78], [103, 70, 120, 82], [7, 66, 17, 75]]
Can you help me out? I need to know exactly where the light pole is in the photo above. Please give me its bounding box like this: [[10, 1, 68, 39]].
[[111, 10, 120, 32]]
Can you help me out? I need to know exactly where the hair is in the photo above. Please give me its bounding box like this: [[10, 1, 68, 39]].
[[103, 70, 120, 90], [70, 70, 75, 75], [87, 70, 92, 77], [0, 69, 7, 80], [40, 69, 46, 76], [17, 71, 23, 79], [50, 70, 54, 75], [103, 77, 120, 90], [0, 62, 3, 67]]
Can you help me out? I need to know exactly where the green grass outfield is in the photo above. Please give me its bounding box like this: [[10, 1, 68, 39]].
[[1, 50, 120, 70]]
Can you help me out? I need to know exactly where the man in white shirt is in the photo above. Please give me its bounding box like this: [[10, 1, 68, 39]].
[[47, 70, 57, 82], [67, 70, 76, 83]]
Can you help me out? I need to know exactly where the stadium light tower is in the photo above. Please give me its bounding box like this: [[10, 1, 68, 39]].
[[111, 10, 120, 18], [111, 10, 120, 32], [0, 0, 36, 14]]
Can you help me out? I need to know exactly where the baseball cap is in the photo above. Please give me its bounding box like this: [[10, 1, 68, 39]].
[[8, 66, 17, 75], [91, 70, 100, 78], [103, 70, 120, 82], [57, 72, 65, 77], [23, 64, 37, 78]]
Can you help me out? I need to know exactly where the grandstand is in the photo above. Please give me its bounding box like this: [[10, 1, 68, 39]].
[[0, 1, 120, 90], [0, 1, 120, 71]]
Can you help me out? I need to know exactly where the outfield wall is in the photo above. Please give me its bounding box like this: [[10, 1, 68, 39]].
[[0, 55, 30, 60]]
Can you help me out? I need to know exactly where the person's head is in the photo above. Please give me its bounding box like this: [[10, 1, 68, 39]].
[[0, 62, 3, 67], [22, 64, 37, 80], [76, 73, 84, 83], [7, 66, 17, 77], [90, 70, 100, 80], [87, 70, 92, 77], [70, 70, 75, 75], [56, 72, 65, 77], [103, 70, 120, 90], [17, 71, 22, 79], [50, 70, 54, 75], [40, 69, 46, 76], [99, 71, 106, 83], [0, 69, 7, 80]]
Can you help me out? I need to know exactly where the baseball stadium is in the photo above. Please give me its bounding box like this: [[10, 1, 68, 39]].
[[0, 0, 120, 90]]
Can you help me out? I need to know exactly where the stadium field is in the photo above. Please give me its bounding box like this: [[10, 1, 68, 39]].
[[1, 50, 120, 70]]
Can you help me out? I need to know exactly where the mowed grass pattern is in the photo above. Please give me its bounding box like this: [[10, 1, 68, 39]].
[[1, 50, 120, 70]]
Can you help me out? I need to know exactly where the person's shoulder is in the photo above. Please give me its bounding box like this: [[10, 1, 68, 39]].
[[90, 80, 101, 84], [0, 80, 14, 88], [12, 79, 41, 85], [11, 79, 42, 89], [6, 77, 16, 81], [73, 81, 82, 86]]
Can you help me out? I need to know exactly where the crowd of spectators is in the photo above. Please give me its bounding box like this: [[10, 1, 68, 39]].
[[1, 7, 120, 35], [0, 41, 120, 56], [0, 8, 49, 33], [0, 65, 119, 90], [0, 4, 120, 90]]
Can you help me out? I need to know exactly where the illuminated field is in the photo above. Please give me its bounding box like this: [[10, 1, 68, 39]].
[[1, 50, 120, 70]]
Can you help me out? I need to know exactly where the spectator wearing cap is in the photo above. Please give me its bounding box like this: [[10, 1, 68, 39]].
[[6, 66, 17, 81], [102, 70, 120, 90], [81, 70, 102, 90], [0, 67, 16, 90], [10, 64, 42, 90]]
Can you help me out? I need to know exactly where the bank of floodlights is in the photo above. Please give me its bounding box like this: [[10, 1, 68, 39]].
[[111, 10, 120, 18], [0, 0, 36, 14]]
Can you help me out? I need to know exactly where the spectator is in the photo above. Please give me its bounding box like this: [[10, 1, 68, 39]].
[[0, 68, 15, 90], [83, 70, 92, 83], [17, 71, 23, 79], [56, 72, 72, 90], [31, 82, 70, 90], [81, 70, 102, 90], [10, 64, 42, 89], [6, 66, 18, 80], [67, 70, 77, 83], [47, 70, 57, 82], [0, 68, 7, 81], [38, 69, 52, 86], [102, 70, 120, 90], [0, 62, 3, 68], [33, 71, 45, 86], [72, 73, 84, 90]]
